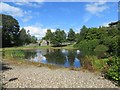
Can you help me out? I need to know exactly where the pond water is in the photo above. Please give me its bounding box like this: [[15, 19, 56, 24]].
[[3, 49, 82, 68]]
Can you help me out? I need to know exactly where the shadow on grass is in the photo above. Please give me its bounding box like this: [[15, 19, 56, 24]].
[[52, 45, 67, 47]]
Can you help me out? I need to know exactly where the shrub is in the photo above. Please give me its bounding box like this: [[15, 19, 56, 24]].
[[74, 39, 99, 55], [94, 45, 109, 58], [105, 56, 120, 86]]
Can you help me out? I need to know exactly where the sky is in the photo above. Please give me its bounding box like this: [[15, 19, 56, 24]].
[[0, 1, 118, 39]]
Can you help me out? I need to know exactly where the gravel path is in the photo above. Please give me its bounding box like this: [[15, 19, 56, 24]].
[[2, 63, 118, 88]]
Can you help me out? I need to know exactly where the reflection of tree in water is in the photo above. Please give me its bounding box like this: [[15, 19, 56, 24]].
[[24, 50, 37, 59], [45, 49, 65, 65], [67, 51, 75, 66], [4, 49, 82, 67], [67, 50, 82, 67], [45, 49, 82, 67]]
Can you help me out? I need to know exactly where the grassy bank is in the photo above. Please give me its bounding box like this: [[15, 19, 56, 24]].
[[2, 44, 76, 51]]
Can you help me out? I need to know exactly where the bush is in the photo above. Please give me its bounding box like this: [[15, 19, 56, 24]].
[[105, 56, 120, 86], [82, 55, 108, 72], [94, 45, 109, 52], [94, 45, 109, 58], [74, 39, 99, 55]]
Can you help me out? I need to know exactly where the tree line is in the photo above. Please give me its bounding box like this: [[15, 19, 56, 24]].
[[43, 28, 77, 46], [74, 22, 120, 57], [1, 14, 37, 47], [43, 21, 120, 57]]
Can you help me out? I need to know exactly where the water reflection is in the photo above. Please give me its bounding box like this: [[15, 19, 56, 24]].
[[62, 49, 68, 56], [74, 57, 81, 68], [76, 50, 80, 54], [64, 56, 70, 67], [32, 50, 47, 64], [4, 49, 82, 68], [45, 49, 65, 65], [41, 56, 47, 64]]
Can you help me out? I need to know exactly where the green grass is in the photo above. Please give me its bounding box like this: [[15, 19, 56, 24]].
[[92, 58, 109, 71], [82, 55, 109, 72], [1, 45, 76, 51]]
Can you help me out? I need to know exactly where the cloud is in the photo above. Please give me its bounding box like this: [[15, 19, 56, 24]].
[[22, 16, 33, 22], [83, 1, 109, 23], [0, 2, 25, 17], [24, 25, 55, 39], [85, 2, 109, 15], [14, 2, 43, 8], [0, 2, 33, 22]]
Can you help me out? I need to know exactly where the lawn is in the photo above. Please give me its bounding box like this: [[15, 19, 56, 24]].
[[1, 44, 76, 51]]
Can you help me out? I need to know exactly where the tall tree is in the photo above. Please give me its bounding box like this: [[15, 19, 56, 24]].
[[1, 14, 20, 47], [19, 28, 37, 45], [79, 25, 88, 41], [67, 28, 75, 42], [19, 28, 28, 45], [53, 29, 65, 46], [75, 33, 80, 42], [31, 36, 37, 44], [44, 29, 53, 41]]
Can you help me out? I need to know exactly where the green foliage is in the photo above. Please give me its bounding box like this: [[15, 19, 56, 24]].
[[82, 55, 108, 71], [92, 58, 109, 71], [94, 45, 109, 58], [43, 29, 54, 41], [4, 50, 25, 59], [67, 28, 75, 42], [1, 14, 37, 47], [74, 21, 120, 85], [19, 28, 28, 45], [19, 28, 37, 45], [75, 39, 99, 55], [31, 36, 37, 44], [94, 45, 109, 52], [75, 33, 80, 42], [3, 50, 37, 60], [1, 14, 20, 47], [106, 57, 120, 86], [43, 28, 66, 46], [78, 25, 88, 41], [74, 21, 119, 57]]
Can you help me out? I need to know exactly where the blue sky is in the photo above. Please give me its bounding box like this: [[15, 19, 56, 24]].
[[0, 2, 118, 39]]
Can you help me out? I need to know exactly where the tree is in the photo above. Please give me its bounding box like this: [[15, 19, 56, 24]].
[[67, 28, 75, 42], [19, 28, 37, 45], [44, 29, 53, 41], [61, 30, 66, 42], [94, 45, 109, 58], [75, 33, 80, 42], [1, 14, 20, 47], [43, 29, 66, 46], [52, 29, 66, 46], [74, 21, 119, 56], [79, 25, 88, 41], [31, 36, 37, 44], [19, 28, 28, 45]]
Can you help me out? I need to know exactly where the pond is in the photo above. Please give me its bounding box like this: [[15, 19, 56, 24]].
[[3, 49, 82, 68]]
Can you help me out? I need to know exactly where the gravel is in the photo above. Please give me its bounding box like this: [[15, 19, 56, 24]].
[[2, 63, 118, 88]]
